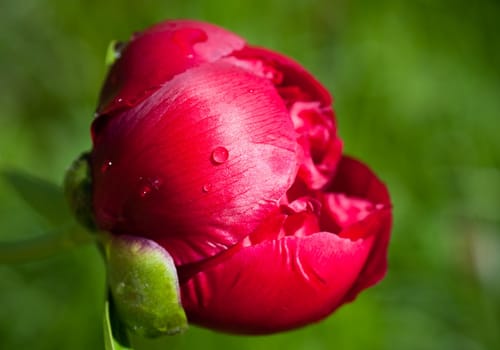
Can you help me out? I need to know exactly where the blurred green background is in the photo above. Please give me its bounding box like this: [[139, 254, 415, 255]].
[[1, 0, 499, 349]]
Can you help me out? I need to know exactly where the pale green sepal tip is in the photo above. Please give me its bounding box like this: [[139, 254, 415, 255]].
[[106, 40, 120, 66], [106, 235, 188, 338]]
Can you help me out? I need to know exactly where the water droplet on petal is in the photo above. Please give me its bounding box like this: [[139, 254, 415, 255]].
[[202, 184, 212, 193], [211, 147, 229, 165], [139, 184, 152, 197], [137, 177, 163, 198], [101, 160, 113, 173], [248, 89, 255, 93], [111, 96, 136, 110], [151, 177, 163, 190]]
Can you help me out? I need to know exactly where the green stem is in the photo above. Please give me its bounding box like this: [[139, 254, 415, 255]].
[[0, 225, 96, 264]]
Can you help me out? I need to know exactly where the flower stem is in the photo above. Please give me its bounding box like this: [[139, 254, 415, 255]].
[[0, 225, 96, 264]]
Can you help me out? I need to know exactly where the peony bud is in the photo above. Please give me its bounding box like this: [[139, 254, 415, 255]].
[[86, 19, 392, 334]]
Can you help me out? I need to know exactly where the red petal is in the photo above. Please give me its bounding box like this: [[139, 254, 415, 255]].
[[180, 232, 375, 334], [224, 48, 342, 189], [342, 208, 391, 301], [321, 193, 377, 232], [291, 102, 343, 189], [327, 156, 392, 301], [328, 156, 391, 205], [91, 63, 298, 265], [98, 20, 245, 114], [230, 46, 333, 107]]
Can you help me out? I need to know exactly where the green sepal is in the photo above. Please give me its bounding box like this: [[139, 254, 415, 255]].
[[104, 296, 133, 350], [64, 152, 96, 231], [105, 40, 125, 66], [106, 235, 188, 338]]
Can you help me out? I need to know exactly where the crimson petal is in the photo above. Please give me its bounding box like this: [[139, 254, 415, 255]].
[[180, 232, 375, 334], [91, 63, 298, 265], [327, 156, 392, 301], [98, 20, 245, 114]]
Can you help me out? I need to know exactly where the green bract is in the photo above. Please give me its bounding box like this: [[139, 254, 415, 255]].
[[106, 235, 188, 337], [64, 153, 96, 231]]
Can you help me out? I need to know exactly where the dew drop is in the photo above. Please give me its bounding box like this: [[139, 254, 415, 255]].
[[202, 184, 212, 193], [211, 146, 229, 165], [137, 176, 163, 198], [248, 89, 255, 93], [101, 160, 113, 173], [111, 96, 137, 109], [139, 184, 152, 198]]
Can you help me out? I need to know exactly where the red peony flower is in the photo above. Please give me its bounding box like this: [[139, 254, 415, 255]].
[[90, 19, 392, 334]]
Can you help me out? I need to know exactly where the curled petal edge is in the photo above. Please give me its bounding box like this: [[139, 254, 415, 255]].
[[179, 207, 389, 334]]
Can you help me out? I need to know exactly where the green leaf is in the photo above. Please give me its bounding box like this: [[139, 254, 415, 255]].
[[106, 235, 188, 338], [0, 223, 95, 264], [2, 170, 70, 226], [104, 296, 133, 350]]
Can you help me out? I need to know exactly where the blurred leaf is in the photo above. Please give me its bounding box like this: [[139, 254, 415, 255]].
[[1, 170, 70, 226], [0, 223, 95, 264], [104, 297, 133, 350]]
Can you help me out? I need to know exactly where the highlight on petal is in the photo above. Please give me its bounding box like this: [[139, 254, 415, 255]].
[[91, 62, 298, 265], [223, 47, 343, 189]]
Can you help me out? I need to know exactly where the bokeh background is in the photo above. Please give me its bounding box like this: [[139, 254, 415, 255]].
[[1, 0, 499, 349]]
